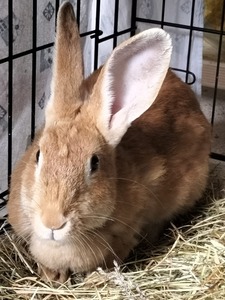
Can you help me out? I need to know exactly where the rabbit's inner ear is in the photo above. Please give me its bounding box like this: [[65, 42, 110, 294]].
[[97, 28, 172, 147]]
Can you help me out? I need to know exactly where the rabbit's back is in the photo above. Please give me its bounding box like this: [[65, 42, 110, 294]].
[[115, 70, 211, 225]]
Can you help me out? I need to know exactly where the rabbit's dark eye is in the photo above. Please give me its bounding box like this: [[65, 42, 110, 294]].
[[90, 155, 99, 173], [36, 150, 40, 163]]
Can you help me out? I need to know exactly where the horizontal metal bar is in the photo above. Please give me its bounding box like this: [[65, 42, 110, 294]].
[[210, 152, 225, 161], [0, 190, 8, 200], [0, 43, 54, 64], [98, 26, 136, 43], [135, 17, 225, 35], [0, 30, 103, 64]]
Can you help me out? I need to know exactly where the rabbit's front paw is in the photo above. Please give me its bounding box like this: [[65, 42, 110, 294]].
[[38, 264, 70, 283]]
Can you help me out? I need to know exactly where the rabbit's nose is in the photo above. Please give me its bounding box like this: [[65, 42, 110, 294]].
[[51, 221, 67, 231], [43, 218, 67, 231], [49, 221, 69, 241], [41, 209, 67, 231]]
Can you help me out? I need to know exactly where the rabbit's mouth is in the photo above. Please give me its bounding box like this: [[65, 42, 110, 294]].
[[33, 214, 72, 242]]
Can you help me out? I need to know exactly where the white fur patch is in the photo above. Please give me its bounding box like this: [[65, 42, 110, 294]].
[[20, 184, 31, 212]]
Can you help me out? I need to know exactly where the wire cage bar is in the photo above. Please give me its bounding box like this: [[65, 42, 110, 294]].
[[0, 0, 224, 211]]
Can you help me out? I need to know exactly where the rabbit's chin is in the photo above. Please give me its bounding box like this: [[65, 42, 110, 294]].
[[30, 236, 74, 273], [29, 233, 103, 274]]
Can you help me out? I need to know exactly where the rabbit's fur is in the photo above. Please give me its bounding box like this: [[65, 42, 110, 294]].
[[7, 2, 211, 282]]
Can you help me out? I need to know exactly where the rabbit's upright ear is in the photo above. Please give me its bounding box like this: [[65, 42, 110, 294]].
[[94, 28, 172, 147], [46, 2, 84, 124]]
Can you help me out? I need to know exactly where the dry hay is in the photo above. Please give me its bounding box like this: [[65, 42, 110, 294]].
[[0, 176, 225, 300]]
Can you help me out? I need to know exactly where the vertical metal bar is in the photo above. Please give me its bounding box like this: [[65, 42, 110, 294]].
[[185, 0, 195, 83], [211, 0, 225, 125], [31, 0, 37, 140], [130, 0, 137, 37], [94, 0, 101, 70], [161, 0, 166, 29], [8, 0, 13, 186], [55, 0, 60, 28], [76, 0, 81, 29], [113, 0, 119, 48], [55, 0, 60, 10]]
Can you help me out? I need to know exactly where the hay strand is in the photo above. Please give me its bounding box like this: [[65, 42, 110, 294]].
[[1, 184, 225, 299]]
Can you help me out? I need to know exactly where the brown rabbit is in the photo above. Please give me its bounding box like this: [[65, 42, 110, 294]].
[[7, 2, 211, 282]]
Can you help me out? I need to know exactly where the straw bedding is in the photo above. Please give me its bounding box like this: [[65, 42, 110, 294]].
[[0, 172, 225, 300]]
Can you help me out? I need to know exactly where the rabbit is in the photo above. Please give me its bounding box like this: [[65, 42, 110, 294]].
[[7, 2, 211, 283]]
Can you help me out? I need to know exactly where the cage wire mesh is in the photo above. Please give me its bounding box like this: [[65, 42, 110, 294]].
[[0, 0, 224, 220]]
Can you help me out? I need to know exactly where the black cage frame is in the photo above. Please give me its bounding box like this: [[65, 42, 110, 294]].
[[0, 0, 225, 209]]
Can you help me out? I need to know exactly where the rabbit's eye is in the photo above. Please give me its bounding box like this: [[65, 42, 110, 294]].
[[90, 154, 99, 173], [36, 150, 40, 163]]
